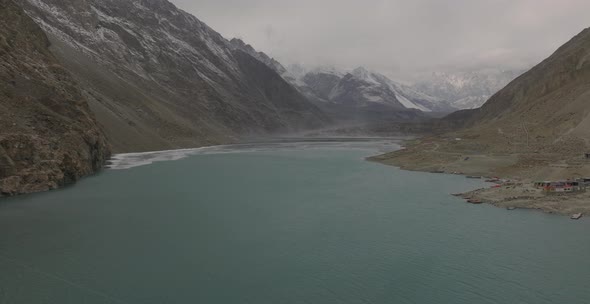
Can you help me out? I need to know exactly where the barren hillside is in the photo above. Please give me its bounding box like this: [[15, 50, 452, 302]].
[[375, 27, 590, 181], [0, 0, 110, 195]]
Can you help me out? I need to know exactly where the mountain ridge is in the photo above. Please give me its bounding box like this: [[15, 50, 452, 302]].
[[229, 38, 287, 75], [16, 0, 327, 153], [374, 27, 590, 182], [1, 0, 329, 195]]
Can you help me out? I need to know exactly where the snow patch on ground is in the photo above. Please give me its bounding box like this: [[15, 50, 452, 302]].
[[108, 148, 211, 170], [364, 94, 384, 103], [395, 93, 430, 112]]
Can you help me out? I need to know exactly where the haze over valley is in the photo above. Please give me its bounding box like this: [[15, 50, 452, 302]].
[[1, 1, 590, 303]]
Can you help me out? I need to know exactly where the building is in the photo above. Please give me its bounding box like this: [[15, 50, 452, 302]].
[[534, 181, 552, 189], [580, 178, 590, 187], [536, 180, 586, 193]]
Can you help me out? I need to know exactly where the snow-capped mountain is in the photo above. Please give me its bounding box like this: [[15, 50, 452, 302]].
[[413, 69, 525, 109], [283, 64, 345, 103], [285, 65, 456, 114], [15, 0, 327, 151], [330, 67, 429, 111]]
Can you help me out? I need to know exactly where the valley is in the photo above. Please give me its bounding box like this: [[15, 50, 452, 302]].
[[0, 0, 521, 196], [2, 1, 590, 302], [1, 0, 588, 210]]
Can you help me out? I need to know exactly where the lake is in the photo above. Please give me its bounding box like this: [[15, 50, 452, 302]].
[[1, 140, 589, 303]]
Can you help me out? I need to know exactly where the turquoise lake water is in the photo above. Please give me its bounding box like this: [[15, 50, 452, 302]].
[[0, 140, 589, 303]]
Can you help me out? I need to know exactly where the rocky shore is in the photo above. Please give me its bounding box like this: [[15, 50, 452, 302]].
[[457, 182, 590, 216], [0, 0, 110, 196], [369, 137, 590, 217]]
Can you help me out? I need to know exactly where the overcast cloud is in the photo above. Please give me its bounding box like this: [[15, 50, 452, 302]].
[[171, 0, 590, 80]]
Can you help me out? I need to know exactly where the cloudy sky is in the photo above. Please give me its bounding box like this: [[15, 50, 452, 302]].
[[171, 0, 589, 80]]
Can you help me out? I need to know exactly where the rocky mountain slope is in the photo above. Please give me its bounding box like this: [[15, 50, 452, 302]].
[[16, 0, 327, 153], [0, 0, 110, 196], [448, 28, 590, 151], [229, 38, 287, 75], [375, 27, 590, 181], [413, 69, 525, 109]]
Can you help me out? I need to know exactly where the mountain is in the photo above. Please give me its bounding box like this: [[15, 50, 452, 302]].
[[375, 27, 590, 180], [284, 65, 456, 123], [413, 69, 525, 109], [283, 65, 344, 102], [16, 0, 327, 153], [0, 0, 110, 196], [330, 67, 413, 110], [229, 38, 287, 75], [448, 28, 590, 153]]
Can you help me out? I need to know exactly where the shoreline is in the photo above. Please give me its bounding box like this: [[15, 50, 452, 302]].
[[456, 183, 589, 216], [368, 138, 590, 218], [108, 137, 403, 170], [3, 137, 400, 198], [1, 137, 403, 200], [6, 135, 589, 218]]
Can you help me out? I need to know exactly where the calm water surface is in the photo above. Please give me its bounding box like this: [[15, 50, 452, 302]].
[[1, 140, 589, 303]]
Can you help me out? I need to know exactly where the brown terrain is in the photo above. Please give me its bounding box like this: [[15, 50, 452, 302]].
[[372, 27, 590, 216], [0, 0, 110, 196]]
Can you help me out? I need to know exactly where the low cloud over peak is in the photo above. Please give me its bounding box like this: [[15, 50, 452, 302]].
[[172, 0, 589, 79]]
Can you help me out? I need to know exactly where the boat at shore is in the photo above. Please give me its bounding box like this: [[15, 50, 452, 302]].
[[571, 213, 583, 220]]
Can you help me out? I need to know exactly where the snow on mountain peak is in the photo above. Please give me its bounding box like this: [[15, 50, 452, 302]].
[[309, 65, 345, 77], [415, 69, 525, 109], [351, 67, 378, 84], [285, 64, 455, 113]]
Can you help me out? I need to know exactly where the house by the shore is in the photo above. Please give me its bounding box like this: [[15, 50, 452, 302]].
[[534, 180, 586, 193]]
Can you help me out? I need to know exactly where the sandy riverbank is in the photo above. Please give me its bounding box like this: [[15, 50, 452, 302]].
[[369, 137, 590, 217]]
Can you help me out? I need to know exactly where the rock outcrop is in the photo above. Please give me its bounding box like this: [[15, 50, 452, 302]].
[[0, 0, 110, 196]]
